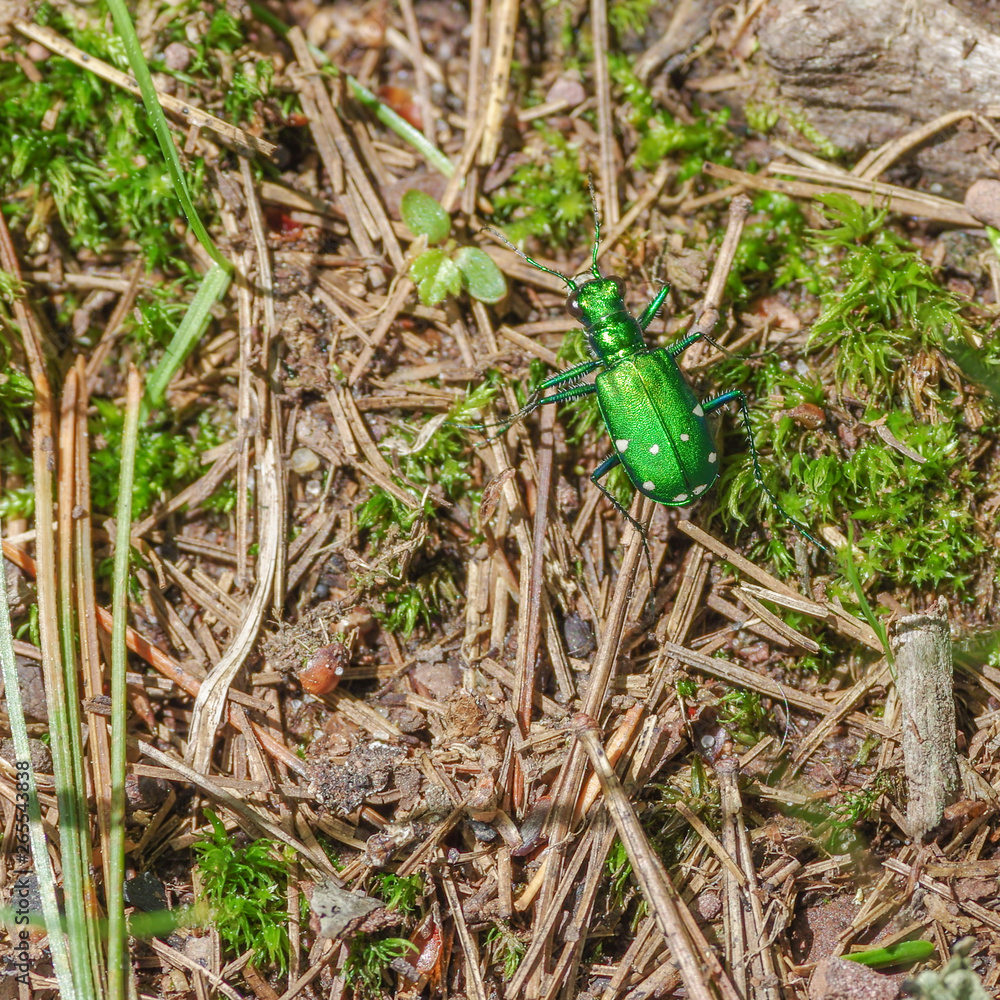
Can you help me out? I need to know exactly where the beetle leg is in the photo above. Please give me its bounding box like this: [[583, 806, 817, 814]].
[[537, 358, 602, 392], [667, 331, 703, 358], [701, 390, 827, 551], [591, 454, 655, 588], [590, 454, 645, 536], [474, 382, 599, 443], [637, 285, 671, 330], [669, 330, 734, 359]]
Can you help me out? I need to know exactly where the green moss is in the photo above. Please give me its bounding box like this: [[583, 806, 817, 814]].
[[714, 194, 994, 593], [193, 810, 293, 975], [729, 192, 819, 298], [89, 403, 232, 518], [608, 54, 733, 177], [490, 126, 592, 248]]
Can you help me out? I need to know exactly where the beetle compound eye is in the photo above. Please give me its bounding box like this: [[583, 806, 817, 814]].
[[609, 275, 626, 297], [567, 293, 584, 319]]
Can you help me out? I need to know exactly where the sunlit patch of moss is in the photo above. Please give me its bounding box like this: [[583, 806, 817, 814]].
[[608, 54, 733, 178], [713, 194, 995, 592], [490, 126, 592, 248], [729, 192, 818, 299]]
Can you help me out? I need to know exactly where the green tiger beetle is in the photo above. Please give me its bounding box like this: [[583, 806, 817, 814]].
[[475, 219, 825, 553]]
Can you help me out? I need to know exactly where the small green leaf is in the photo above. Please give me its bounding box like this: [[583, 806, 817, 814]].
[[401, 190, 451, 244], [841, 939, 935, 968], [410, 248, 461, 305], [455, 246, 507, 303]]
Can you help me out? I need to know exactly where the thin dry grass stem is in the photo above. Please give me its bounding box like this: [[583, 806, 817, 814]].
[[72, 356, 113, 884], [135, 445, 240, 537], [527, 495, 651, 982], [186, 442, 279, 772], [346, 275, 416, 384], [663, 639, 894, 739], [728, 586, 819, 652], [590, 0, 619, 228], [439, 864, 488, 1000], [595, 163, 676, 265], [83, 261, 142, 392], [703, 162, 979, 227], [512, 403, 557, 805], [234, 243, 256, 590], [545, 820, 619, 1000], [853, 107, 1000, 180], [478, 0, 519, 166], [790, 659, 892, 768], [149, 937, 244, 1000], [14, 20, 278, 158], [716, 757, 781, 1000], [507, 819, 605, 992], [572, 716, 738, 1000], [884, 857, 1000, 933], [328, 385, 425, 507], [646, 541, 711, 709]]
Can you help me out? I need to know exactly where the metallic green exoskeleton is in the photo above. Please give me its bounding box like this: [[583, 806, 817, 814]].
[[482, 226, 823, 549]]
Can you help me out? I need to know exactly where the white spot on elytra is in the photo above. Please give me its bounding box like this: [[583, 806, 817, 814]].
[[708, 451, 717, 463], [673, 493, 689, 503], [693, 403, 704, 417], [649, 444, 660, 455], [680, 433, 689, 442], [616, 439, 629, 452], [642, 481, 655, 491], [693, 484, 708, 495]]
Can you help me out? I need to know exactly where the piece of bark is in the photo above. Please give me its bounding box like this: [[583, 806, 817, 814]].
[[890, 607, 960, 840], [731, 0, 1000, 192]]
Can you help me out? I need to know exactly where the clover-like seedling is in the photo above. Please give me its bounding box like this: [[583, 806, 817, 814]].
[[401, 190, 507, 306]]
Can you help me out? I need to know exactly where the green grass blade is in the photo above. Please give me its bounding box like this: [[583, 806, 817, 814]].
[[143, 262, 232, 413], [0, 557, 77, 995], [104, 0, 229, 269], [107, 368, 142, 999], [103, 0, 233, 414]]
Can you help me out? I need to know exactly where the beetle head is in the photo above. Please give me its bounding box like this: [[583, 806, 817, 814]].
[[566, 275, 627, 327]]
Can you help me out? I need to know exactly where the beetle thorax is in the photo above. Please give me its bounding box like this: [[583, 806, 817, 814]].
[[571, 278, 647, 364]]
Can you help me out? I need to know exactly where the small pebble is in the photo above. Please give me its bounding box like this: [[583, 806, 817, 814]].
[[162, 42, 191, 72], [290, 446, 321, 474], [964, 179, 1000, 228]]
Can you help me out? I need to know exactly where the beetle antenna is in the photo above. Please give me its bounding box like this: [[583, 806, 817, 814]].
[[480, 226, 577, 291], [587, 174, 602, 279]]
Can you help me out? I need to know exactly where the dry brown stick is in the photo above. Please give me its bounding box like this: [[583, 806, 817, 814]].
[[703, 162, 978, 227], [590, 0, 619, 227], [891, 607, 960, 840], [478, 0, 519, 165], [14, 21, 278, 159], [572, 715, 738, 1000], [661, 641, 894, 738], [716, 757, 780, 1000], [72, 356, 113, 888], [513, 404, 557, 797]]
